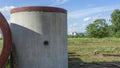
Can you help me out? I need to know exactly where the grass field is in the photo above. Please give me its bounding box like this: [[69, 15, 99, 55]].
[[68, 38, 120, 63], [68, 38, 120, 68]]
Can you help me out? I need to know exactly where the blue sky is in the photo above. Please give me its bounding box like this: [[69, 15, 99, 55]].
[[0, 0, 120, 34]]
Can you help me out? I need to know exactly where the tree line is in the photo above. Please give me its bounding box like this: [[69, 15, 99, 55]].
[[69, 9, 120, 38]]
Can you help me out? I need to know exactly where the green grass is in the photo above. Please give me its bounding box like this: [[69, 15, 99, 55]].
[[0, 40, 3, 54], [0, 40, 3, 47], [68, 38, 120, 63]]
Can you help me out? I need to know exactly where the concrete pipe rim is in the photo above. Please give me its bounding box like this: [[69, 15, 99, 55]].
[[11, 6, 67, 14], [0, 12, 12, 68]]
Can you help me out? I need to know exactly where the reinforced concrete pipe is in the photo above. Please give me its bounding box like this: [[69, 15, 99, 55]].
[[10, 6, 68, 68]]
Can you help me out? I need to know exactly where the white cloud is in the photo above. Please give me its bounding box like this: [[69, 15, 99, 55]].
[[54, 0, 68, 3], [0, 6, 15, 12], [83, 17, 92, 22], [68, 5, 120, 19], [50, 0, 68, 6], [60, 0, 68, 3], [0, 6, 15, 16], [0, 6, 15, 23], [83, 14, 110, 22], [68, 23, 86, 34]]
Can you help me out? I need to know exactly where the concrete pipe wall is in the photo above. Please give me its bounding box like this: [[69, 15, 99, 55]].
[[10, 6, 68, 68]]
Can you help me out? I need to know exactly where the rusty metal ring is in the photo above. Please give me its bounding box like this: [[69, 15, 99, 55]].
[[11, 6, 67, 14], [0, 12, 12, 67]]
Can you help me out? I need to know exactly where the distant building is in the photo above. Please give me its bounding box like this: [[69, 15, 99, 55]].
[[71, 32, 78, 36]]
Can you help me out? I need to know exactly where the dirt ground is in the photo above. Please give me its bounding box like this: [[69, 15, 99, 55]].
[[69, 62, 120, 68]]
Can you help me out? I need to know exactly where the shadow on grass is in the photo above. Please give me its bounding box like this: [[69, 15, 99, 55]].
[[68, 58, 84, 68], [68, 51, 120, 68], [68, 57, 120, 68]]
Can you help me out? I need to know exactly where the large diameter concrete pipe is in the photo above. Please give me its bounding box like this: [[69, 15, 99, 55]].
[[10, 6, 68, 68]]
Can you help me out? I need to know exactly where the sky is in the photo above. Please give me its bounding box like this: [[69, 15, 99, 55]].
[[0, 0, 120, 34]]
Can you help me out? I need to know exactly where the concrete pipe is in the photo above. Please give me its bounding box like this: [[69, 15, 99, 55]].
[[10, 6, 68, 68]]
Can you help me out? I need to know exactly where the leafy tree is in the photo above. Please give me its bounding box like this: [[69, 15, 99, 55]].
[[78, 33, 85, 38], [107, 25, 114, 37], [111, 9, 120, 37], [86, 19, 109, 38]]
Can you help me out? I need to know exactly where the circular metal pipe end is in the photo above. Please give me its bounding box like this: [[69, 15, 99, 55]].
[[0, 12, 12, 68]]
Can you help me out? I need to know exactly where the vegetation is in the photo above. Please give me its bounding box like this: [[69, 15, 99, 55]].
[[111, 9, 120, 37], [68, 38, 120, 63], [0, 40, 3, 54], [69, 9, 120, 38], [86, 19, 109, 38]]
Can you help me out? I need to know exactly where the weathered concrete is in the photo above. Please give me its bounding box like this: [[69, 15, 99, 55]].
[[10, 8, 68, 68]]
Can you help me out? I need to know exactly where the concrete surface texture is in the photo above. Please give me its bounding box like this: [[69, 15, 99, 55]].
[[10, 11, 68, 68]]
